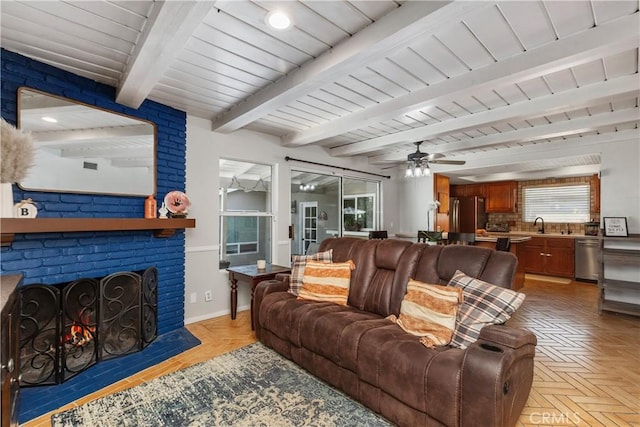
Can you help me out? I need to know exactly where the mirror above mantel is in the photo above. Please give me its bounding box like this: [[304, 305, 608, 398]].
[[17, 87, 156, 196]]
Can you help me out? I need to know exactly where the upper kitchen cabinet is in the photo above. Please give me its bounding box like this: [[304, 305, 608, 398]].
[[485, 181, 518, 213], [450, 184, 484, 198]]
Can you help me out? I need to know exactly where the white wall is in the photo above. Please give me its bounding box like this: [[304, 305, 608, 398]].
[[600, 138, 640, 234], [184, 115, 393, 324]]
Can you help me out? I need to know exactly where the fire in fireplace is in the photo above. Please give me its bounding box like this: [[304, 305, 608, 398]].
[[19, 267, 158, 386]]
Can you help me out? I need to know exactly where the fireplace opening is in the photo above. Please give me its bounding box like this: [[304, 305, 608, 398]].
[[19, 267, 158, 386]]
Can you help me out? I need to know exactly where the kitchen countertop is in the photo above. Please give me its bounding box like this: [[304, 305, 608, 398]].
[[394, 231, 599, 242], [394, 232, 532, 243], [487, 232, 600, 239], [476, 235, 531, 243]]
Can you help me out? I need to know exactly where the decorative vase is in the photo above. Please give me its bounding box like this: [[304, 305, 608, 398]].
[[0, 183, 14, 218]]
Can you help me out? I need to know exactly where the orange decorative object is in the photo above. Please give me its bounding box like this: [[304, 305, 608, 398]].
[[144, 195, 157, 218]]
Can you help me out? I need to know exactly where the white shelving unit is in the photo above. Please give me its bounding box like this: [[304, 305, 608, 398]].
[[598, 234, 640, 316]]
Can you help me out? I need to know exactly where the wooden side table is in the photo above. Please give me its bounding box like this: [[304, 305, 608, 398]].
[[227, 264, 291, 330]]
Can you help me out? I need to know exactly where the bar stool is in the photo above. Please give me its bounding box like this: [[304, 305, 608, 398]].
[[496, 237, 511, 251], [369, 230, 388, 239], [446, 232, 476, 245]]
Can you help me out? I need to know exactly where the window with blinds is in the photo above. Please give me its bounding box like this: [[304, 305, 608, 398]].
[[523, 184, 590, 223]]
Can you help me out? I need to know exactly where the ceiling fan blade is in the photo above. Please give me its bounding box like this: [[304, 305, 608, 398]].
[[426, 153, 445, 161], [430, 159, 466, 165]]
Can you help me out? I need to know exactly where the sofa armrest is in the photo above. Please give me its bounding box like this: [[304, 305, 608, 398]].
[[478, 324, 537, 349], [460, 325, 537, 427], [253, 275, 290, 340]]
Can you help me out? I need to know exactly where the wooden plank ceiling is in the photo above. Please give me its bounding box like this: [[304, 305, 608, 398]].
[[1, 1, 638, 182]]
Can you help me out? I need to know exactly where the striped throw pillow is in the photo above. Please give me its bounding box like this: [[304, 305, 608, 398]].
[[448, 270, 526, 349], [288, 250, 333, 296], [298, 260, 355, 306], [388, 279, 463, 348]]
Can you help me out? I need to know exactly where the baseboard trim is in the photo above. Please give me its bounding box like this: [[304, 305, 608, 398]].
[[185, 304, 250, 325]]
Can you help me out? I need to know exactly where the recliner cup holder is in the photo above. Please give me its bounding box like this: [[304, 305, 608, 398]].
[[480, 343, 503, 353]]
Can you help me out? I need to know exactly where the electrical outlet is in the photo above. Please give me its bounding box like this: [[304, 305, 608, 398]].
[[190, 292, 197, 303], [204, 290, 213, 302]]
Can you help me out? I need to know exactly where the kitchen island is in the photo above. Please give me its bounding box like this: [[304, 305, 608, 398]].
[[393, 232, 530, 290], [474, 235, 531, 290]]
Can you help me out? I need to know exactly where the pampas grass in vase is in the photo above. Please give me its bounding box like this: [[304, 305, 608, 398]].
[[1, 118, 35, 217]]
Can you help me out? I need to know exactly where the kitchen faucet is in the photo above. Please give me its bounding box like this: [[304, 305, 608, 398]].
[[534, 217, 545, 234]]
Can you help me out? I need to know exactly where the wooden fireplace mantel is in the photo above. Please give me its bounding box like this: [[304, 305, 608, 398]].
[[0, 218, 196, 246]]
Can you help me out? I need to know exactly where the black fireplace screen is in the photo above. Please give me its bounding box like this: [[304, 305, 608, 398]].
[[19, 267, 157, 386]]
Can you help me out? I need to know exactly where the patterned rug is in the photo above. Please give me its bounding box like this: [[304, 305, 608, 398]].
[[51, 343, 392, 427]]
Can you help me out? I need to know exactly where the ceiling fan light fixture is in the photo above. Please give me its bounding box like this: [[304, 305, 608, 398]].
[[405, 163, 414, 178]]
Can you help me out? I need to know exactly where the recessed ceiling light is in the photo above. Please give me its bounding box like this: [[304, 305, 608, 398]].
[[41, 116, 58, 123], [266, 11, 291, 30]]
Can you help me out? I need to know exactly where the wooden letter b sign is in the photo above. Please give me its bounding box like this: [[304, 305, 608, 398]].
[[14, 199, 38, 218]]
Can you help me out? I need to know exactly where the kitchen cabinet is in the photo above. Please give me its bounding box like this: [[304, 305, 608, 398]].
[[485, 181, 518, 213], [450, 184, 484, 198], [475, 237, 528, 290], [524, 237, 574, 278], [598, 235, 640, 316], [591, 174, 600, 213], [1, 275, 21, 427], [434, 173, 450, 231]]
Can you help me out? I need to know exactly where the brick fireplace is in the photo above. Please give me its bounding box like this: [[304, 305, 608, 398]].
[[20, 268, 157, 386], [0, 49, 197, 423], [1, 48, 187, 335]]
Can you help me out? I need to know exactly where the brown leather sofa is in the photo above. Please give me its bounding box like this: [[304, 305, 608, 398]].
[[254, 237, 536, 427]]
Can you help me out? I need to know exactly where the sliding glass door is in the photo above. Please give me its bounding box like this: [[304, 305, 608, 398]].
[[291, 171, 381, 255], [291, 172, 340, 255]]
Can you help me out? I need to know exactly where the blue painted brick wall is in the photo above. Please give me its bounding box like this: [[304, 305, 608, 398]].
[[1, 49, 187, 334]]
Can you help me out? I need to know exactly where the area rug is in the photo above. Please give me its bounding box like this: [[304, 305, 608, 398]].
[[51, 343, 392, 427]]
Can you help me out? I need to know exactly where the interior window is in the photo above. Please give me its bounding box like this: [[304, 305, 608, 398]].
[[219, 159, 272, 267]]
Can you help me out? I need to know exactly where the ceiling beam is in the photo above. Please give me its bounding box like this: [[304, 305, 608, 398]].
[[283, 13, 640, 147], [330, 73, 639, 157], [115, 1, 216, 108], [431, 129, 638, 173], [369, 108, 639, 163], [211, 1, 490, 133]]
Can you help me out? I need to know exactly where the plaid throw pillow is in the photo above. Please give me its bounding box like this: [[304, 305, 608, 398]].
[[387, 279, 463, 348], [448, 270, 526, 349], [288, 249, 333, 296], [298, 260, 355, 306]]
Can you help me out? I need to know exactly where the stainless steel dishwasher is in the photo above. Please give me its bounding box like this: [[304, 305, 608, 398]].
[[575, 239, 600, 282]]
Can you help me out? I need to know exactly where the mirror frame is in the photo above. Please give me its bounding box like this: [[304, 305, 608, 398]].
[[17, 87, 157, 197]]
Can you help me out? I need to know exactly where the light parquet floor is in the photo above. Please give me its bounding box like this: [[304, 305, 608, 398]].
[[22, 278, 639, 427], [511, 279, 639, 427]]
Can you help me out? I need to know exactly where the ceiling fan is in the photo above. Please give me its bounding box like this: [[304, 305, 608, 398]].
[[405, 141, 465, 177]]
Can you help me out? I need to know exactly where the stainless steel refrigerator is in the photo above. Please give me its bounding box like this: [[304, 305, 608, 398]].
[[450, 196, 488, 233]]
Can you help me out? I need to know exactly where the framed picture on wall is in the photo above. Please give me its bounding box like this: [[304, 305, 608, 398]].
[[603, 217, 628, 237]]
